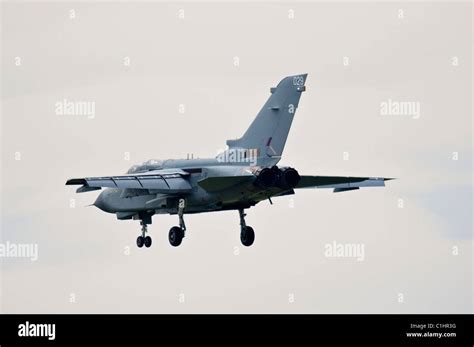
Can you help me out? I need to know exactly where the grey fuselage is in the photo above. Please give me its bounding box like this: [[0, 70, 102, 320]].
[[93, 158, 272, 219]]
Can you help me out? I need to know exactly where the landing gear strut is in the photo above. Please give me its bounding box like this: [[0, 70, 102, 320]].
[[137, 218, 152, 248], [239, 209, 255, 247], [169, 199, 186, 247]]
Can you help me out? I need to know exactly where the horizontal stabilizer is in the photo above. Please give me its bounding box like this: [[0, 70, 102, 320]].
[[296, 175, 392, 192]]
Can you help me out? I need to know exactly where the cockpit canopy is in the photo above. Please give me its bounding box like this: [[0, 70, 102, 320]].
[[126, 159, 164, 174]]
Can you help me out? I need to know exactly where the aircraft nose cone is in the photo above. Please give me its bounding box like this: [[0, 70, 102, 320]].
[[94, 191, 107, 212]]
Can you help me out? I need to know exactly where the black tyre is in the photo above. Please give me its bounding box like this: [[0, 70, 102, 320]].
[[144, 236, 152, 248], [240, 226, 255, 247], [136, 236, 144, 248], [169, 226, 183, 247]]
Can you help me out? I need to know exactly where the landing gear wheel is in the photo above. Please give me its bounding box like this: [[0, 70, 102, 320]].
[[144, 236, 152, 248], [136, 236, 144, 248], [169, 226, 184, 247], [240, 226, 255, 247]]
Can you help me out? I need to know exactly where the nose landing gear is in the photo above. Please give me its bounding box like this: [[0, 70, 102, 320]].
[[136, 217, 152, 248]]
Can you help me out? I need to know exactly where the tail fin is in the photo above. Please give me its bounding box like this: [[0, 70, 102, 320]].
[[226, 74, 307, 167]]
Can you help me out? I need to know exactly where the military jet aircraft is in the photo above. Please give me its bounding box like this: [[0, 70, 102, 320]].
[[66, 74, 392, 248]]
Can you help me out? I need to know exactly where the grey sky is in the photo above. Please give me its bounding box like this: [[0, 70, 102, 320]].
[[1, 1, 472, 313]]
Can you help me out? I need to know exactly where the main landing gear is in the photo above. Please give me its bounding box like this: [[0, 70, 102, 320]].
[[169, 198, 186, 247], [239, 209, 255, 247]]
